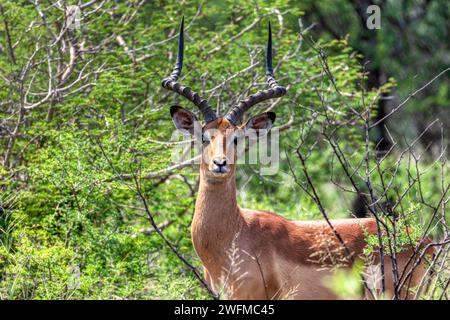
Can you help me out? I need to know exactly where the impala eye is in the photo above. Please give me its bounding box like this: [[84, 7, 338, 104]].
[[233, 131, 243, 145]]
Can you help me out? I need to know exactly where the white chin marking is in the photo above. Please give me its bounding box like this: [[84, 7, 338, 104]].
[[209, 171, 228, 177]]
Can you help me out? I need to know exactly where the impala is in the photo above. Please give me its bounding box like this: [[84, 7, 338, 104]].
[[161, 18, 433, 299]]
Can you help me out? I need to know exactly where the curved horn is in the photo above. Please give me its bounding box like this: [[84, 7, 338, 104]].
[[225, 21, 286, 125], [161, 17, 217, 123]]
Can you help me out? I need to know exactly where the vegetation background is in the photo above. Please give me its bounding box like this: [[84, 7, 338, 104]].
[[0, 0, 448, 299]]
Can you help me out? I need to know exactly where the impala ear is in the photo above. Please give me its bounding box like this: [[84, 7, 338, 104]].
[[243, 112, 276, 138], [170, 105, 199, 135]]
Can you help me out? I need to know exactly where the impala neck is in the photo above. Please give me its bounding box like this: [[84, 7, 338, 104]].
[[192, 170, 243, 263]]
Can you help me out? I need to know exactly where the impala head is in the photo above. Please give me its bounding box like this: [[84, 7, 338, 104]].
[[162, 17, 286, 181]]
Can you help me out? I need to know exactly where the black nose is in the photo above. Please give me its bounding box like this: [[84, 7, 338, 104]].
[[213, 159, 227, 167]]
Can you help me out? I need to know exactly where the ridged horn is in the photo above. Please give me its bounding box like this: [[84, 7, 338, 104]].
[[161, 17, 217, 123], [225, 21, 286, 125]]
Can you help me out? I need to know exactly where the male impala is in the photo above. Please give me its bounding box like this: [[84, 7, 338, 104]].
[[161, 18, 433, 299]]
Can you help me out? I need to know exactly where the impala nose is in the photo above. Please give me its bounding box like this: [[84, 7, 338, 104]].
[[213, 158, 227, 167], [211, 157, 228, 173]]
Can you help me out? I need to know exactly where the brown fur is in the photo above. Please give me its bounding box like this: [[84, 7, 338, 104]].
[[182, 117, 433, 299]]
